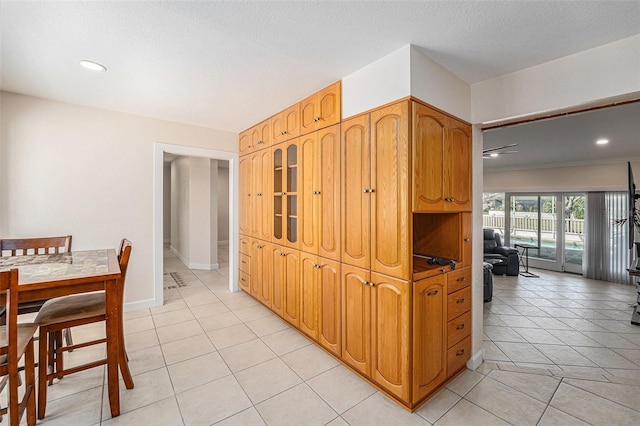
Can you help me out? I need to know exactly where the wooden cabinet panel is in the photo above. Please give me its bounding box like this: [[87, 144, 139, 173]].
[[447, 311, 471, 349], [412, 104, 446, 211], [318, 125, 341, 260], [239, 156, 252, 236], [252, 149, 272, 241], [447, 267, 471, 294], [257, 242, 273, 307], [272, 103, 300, 143], [250, 240, 263, 296], [239, 271, 251, 293], [239, 129, 252, 155], [299, 133, 318, 254], [413, 275, 446, 403], [271, 245, 285, 317], [284, 139, 300, 249], [444, 118, 471, 211], [447, 336, 471, 375], [301, 81, 341, 134], [300, 252, 318, 338], [341, 115, 370, 270], [283, 247, 300, 327], [370, 272, 410, 402], [239, 253, 251, 274], [447, 286, 471, 320], [370, 103, 410, 280], [251, 119, 271, 150], [239, 236, 251, 255], [460, 213, 472, 268], [318, 258, 341, 356], [341, 264, 371, 375]]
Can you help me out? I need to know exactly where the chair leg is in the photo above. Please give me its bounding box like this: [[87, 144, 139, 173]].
[[38, 327, 49, 420], [53, 330, 64, 381], [25, 340, 36, 426], [63, 327, 73, 350]]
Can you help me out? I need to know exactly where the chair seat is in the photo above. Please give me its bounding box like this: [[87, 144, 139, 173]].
[[35, 293, 105, 326], [0, 323, 38, 365]]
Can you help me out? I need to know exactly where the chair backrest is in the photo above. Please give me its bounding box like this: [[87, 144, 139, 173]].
[[0, 236, 72, 257], [0, 269, 20, 366], [117, 239, 132, 302]]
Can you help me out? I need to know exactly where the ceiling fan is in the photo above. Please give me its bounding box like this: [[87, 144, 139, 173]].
[[483, 143, 518, 159]]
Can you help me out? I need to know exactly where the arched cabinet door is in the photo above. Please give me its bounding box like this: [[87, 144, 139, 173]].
[[341, 264, 371, 376]]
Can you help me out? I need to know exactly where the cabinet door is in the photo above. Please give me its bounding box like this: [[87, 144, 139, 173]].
[[284, 139, 300, 249], [444, 118, 471, 212], [299, 133, 318, 254], [257, 242, 273, 307], [282, 247, 300, 327], [250, 152, 263, 237], [412, 275, 446, 403], [272, 144, 285, 245], [370, 102, 410, 280], [300, 92, 317, 135], [239, 156, 252, 236], [316, 82, 341, 129], [460, 213, 472, 268], [271, 245, 285, 317], [341, 264, 370, 375], [299, 252, 318, 338], [318, 258, 341, 356], [255, 149, 272, 241], [341, 115, 370, 270], [250, 240, 263, 296], [239, 129, 252, 155], [370, 272, 410, 402], [412, 102, 446, 212], [257, 119, 271, 149], [318, 125, 341, 260], [283, 103, 301, 139]]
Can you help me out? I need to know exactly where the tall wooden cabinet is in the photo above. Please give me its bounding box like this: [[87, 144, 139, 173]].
[[238, 87, 473, 412]]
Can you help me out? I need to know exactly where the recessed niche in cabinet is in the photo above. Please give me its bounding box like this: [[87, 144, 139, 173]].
[[413, 213, 462, 262]]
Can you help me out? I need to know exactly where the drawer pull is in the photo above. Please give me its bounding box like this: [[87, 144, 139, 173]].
[[456, 277, 466, 282], [427, 290, 439, 296], [456, 324, 465, 330], [241, 260, 246, 264], [456, 349, 465, 356], [456, 298, 465, 304], [241, 278, 246, 282], [241, 241, 247, 245], [464, 238, 470, 242]]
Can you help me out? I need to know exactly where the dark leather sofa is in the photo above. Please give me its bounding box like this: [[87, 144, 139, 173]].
[[483, 228, 519, 276]]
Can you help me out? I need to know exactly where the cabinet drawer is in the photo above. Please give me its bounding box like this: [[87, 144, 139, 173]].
[[239, 253, 251, 274], [448, 267, 471, 294], [447, 336, 471, 375], [447, 286, 471, 320], [447, 311, 471, 348], [239, 271, 251, 292], [239, 236, 251, 255]]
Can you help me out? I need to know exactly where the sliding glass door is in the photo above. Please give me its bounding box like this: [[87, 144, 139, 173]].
[[501, 193, 584, 273]]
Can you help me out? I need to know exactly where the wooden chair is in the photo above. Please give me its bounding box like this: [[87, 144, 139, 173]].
[[35, 239, 133, 420], [0, 269, 37, 425], [0, 236, 74, 347]]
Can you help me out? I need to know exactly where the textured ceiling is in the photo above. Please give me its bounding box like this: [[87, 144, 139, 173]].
[[1, 1, 639, 134]]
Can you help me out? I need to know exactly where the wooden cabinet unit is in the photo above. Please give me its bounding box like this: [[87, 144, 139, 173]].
[[412, 102, 471, 212], [238, 90, 473, 413], [301, 81, 341, 134]]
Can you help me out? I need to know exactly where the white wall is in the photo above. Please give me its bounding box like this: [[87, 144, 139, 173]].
[[484, 161, 640, 193], [472, 35, 640, 124], [217, 165, 230, 242], [0, 91, 237, 309], [171, 156, 190, 260]]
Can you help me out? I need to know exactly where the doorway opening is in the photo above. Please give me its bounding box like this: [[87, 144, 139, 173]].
[[153, 143, 239, 308]]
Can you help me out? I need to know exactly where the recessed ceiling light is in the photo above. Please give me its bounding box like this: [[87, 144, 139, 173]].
[[596, 139, 609, 145], [79, 60, 107, 72]]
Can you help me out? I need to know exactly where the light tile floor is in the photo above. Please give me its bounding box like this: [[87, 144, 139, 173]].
[[21, 247, 640, 425]]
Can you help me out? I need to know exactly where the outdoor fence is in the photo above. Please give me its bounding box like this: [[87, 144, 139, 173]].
[[483, 214, 584, 238]]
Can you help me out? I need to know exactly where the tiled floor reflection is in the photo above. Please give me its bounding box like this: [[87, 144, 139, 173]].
[[24, 247, 640, 425]]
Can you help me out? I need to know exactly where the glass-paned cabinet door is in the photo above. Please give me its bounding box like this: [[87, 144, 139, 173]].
[[286, 143, 298, 246], [273, 147, 284, 242]]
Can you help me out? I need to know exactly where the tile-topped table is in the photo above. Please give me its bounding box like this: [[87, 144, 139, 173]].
[[0, 249, 130, 417]]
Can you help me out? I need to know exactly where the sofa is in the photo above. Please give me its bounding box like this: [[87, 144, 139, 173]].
[[483, 228, 519, 276]]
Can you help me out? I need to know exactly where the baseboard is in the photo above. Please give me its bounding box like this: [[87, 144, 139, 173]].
[[467, 348, 484, 370], [163, 238, 171, 244], [124, 298, 158, 312], [189, 262, 219, 270]]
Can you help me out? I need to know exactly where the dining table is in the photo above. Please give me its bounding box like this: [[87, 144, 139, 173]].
[[0, 248, 131, 417]]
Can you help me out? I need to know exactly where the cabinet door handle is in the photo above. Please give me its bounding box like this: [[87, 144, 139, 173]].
[[456, 349, 465, 356], [257, 245, 263, 249], [313, 191, 321, 195], [241, 260, 246, 264], [241, 277, 246, 282], [427, 290, 439, 296], [258, 140, 263, 144], [456, 324, 465, 330], [313, 117, 320, 122], [241, 241, 247, 245], [280, 252, 286, 257], [457, 277, 466, 282], [257, 193, 263, 196], [464, 238, 470, 242], [363, 189, 369, 193], [281, 131, 287, 135], [369, 282, 375, 287], [456, 298, 465, 304]]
